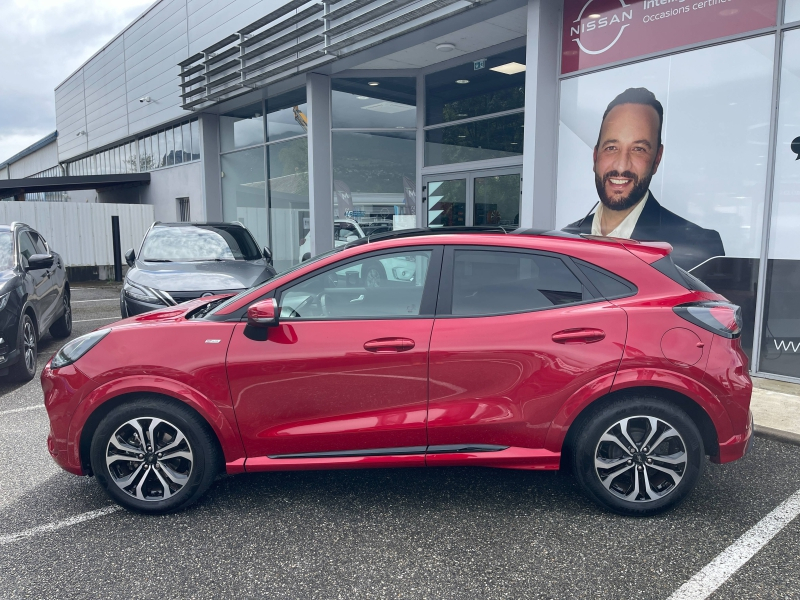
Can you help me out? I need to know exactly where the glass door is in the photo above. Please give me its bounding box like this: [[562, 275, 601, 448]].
[[424, 167, 521, 228]]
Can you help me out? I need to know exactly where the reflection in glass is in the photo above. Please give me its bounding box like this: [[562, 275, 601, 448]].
[[425, 113, 524, 166], [332, 131, 416, 232], [221, 147, 267, 247], [427, 179, 466, 227], [221, 103, 264, 152], [141, 225, 262, 262], [426, 47, 525, 125], [787, 0, 800, 23], [165, 127, 175, 166], [332, 78, 416, 129], [267, 137, 309, 272], [174, 126, 183, 165], [191, 120, 200, 160], [267, 88, 308, 142], [760, 29, 800, 377], [182, 122, 192, 162], [158, 130, 167, 167], [474, 173, 521, 226]]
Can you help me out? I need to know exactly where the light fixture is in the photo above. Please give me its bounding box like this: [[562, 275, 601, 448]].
[[76, 131, 86, 137], [455, 79, 469, 84], [457, 113, 467, 117], [368, 81, 379, 86], [588, 13, 601, 18], [436, 42, 456, 52], [490, 62, 526, 75], [357, 96, 370, 100], [138, 96, 152, 103], [458, 135, 466, 138]]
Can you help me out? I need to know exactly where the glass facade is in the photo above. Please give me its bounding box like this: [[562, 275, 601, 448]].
[[787, 0, 800, 23], [556, 36, 775, 358], [67, 119, 199, 176], [220, 89, 310, 272], [331, 78, 417, 236]]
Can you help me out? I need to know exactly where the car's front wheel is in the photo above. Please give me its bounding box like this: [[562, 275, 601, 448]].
[[90, 397, 221, 513], [8, 313, 37, 382], [571, 398, 704, 516]]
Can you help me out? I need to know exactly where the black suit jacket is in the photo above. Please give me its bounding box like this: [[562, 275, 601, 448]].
[[563, 193, 725, 271]]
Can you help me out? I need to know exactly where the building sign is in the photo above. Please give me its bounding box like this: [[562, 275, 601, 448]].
[[561, 0, 778, 74]]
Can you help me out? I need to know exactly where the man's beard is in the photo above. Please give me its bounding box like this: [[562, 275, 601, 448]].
[[594, 169, 653, 211]]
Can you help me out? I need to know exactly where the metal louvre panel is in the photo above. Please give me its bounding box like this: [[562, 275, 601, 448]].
[[179, 0, 491, 110]]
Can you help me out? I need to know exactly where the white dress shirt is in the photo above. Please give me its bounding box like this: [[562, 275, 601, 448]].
[[591, 191, 650, 239]]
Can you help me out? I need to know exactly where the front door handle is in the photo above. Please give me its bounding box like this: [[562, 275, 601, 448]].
[[552, 328, 605, 344], [364, 338, 415, 353]]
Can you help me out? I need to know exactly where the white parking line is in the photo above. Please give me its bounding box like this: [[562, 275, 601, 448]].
[[0, 506, 122, 546], [74, 317, 118, 323], [667, 487, 800, 599], [0, 405, 44, 416], [72, 299, 118, 303]]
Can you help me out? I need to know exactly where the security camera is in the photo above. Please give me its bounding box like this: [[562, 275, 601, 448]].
[[139, 96, 151, 103]]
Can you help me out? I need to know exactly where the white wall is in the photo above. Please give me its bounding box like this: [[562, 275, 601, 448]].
[[138, 161, 204, 222], [5, 140, 59, 179], [0, 202, 154, 266]]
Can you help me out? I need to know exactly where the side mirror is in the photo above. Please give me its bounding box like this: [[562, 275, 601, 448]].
[[247, 298, 279, 327], [125, 248, 136, 267], [345, 234, 358, 242], [27, 254, 54, 271], [262, 247, 273, 266]]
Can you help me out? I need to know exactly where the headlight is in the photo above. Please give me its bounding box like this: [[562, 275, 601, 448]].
[[51, 329, 111, 370], [123, 279, 163, 304], [0, 292, 9, 312]]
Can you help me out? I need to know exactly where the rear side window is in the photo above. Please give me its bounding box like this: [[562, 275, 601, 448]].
[[575, 260, 637, 299], [450, 249, 585, 316], [651, 256, 714, 293]]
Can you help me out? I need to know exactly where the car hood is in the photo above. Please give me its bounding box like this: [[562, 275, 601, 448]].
[[0, 269, 18, 295], [128, 259, 275, 292]]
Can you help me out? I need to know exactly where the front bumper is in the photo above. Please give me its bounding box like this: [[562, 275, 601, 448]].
[[121, 291, 166, 317]]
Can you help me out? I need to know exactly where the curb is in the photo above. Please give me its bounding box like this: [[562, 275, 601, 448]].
[[754, 424, 800, 447]]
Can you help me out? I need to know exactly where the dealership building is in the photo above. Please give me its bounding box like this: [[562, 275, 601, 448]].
[[0, 0, 799, 382]]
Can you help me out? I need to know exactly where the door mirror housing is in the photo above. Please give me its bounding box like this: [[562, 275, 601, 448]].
[[125, 248, 136, 267], [27, 254, 54, 271], [247, 298, 279, 327], [262, 247, 273, 266]]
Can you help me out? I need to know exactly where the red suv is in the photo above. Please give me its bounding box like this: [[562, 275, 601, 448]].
[[41, 229, 752, 515]]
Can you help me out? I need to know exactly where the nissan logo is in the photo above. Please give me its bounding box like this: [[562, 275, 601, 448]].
[[201, 292, 213, 298]]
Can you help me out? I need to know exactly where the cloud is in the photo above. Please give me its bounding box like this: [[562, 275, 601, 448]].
[[0, 0, 153, 164]]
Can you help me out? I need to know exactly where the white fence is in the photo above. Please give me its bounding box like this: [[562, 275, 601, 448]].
[[0, 202, 154, 267]]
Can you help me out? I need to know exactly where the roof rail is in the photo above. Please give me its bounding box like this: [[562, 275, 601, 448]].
[[9, 221, 30, 230], [345, 226, 582, 248]]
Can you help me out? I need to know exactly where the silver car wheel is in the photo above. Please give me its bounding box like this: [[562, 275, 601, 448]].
[[105, 417, 193, 502], [23, 320, 36, 373], [364, 268, 382, 288], [594, 415, 687, 503]]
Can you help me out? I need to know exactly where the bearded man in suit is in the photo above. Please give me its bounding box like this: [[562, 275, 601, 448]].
[[563, 87, 724, 271]]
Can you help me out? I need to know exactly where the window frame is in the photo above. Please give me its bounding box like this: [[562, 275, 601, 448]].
[[435, 245, 604, 318], [274, 245, 444, 321]]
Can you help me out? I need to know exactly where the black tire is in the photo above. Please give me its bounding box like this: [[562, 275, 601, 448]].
[[8, 313, 37, 382], [361, 260, 386, 288], [90, 397, 221, 514], [49, 290, 72, 338], [571, 397, 704, 516]]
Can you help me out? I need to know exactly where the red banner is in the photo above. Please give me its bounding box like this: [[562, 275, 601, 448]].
[[561, 0, 778, 75]]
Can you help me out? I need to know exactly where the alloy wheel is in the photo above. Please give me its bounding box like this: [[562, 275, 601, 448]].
[[23, 320, 36, 373], [364, 268, 382, 288], [105, 417, 194, 502], [594, 416, 687, 503]]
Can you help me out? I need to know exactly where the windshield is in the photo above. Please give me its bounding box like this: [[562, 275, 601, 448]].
[[0, 233, 12, 270], [206, 247, 343, 316], [141, 225, 261, 262]]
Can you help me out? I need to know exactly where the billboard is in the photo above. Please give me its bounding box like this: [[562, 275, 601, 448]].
[[561, 0, 778, 74]]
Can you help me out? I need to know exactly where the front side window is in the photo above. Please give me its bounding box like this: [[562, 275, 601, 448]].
[[30, 233, 48, 255], [18, 232, 37, 266], [141, 226, 262, 262], [280, 250, 432, 319], [450, 250, 585, 316]]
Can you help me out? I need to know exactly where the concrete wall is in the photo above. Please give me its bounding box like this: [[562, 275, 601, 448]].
[[138, 161, 204, 222], [5, 140, 59, 179], [54, 0, 291, 162]]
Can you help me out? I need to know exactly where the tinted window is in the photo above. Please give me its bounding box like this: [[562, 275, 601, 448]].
[[30, 233, 48, 255], [141, 225, 261, 262], [281, 250, 431, 319], [0, 233, 12, 270], [18, 232, 37, 265], [451, 250, 584, 316], [576, 261, 636, 299]]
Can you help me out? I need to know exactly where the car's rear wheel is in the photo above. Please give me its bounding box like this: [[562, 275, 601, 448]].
[[49, 290, 72, 338], [571, 398, 704, 516], [90, 397, 221, 513], [8, 314, 37, 382]]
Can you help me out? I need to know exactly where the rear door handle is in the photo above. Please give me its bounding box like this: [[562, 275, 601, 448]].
[[364, 338, 415, 353], [552, 328, 606, 344]]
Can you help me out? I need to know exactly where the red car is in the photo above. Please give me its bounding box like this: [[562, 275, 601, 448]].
[[41, 229, 752, 516]]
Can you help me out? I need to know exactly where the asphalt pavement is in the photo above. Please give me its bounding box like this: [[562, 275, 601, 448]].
[[0, 283, 798, 599]]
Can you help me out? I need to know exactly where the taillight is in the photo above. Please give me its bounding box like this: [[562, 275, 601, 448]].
[[673, 301, 742, 338]]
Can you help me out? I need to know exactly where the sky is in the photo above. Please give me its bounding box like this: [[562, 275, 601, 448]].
[[0, 0, 154, 164]]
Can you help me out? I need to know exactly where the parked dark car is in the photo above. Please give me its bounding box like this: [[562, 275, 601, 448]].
[[121, 222, 276, 317], [0, 222, 71, 382]]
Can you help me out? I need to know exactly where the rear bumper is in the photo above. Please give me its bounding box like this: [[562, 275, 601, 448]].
[[714, 409, 754, 464]]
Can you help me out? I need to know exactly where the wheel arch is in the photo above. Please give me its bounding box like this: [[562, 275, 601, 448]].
[[557, 386, 720, 470]]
